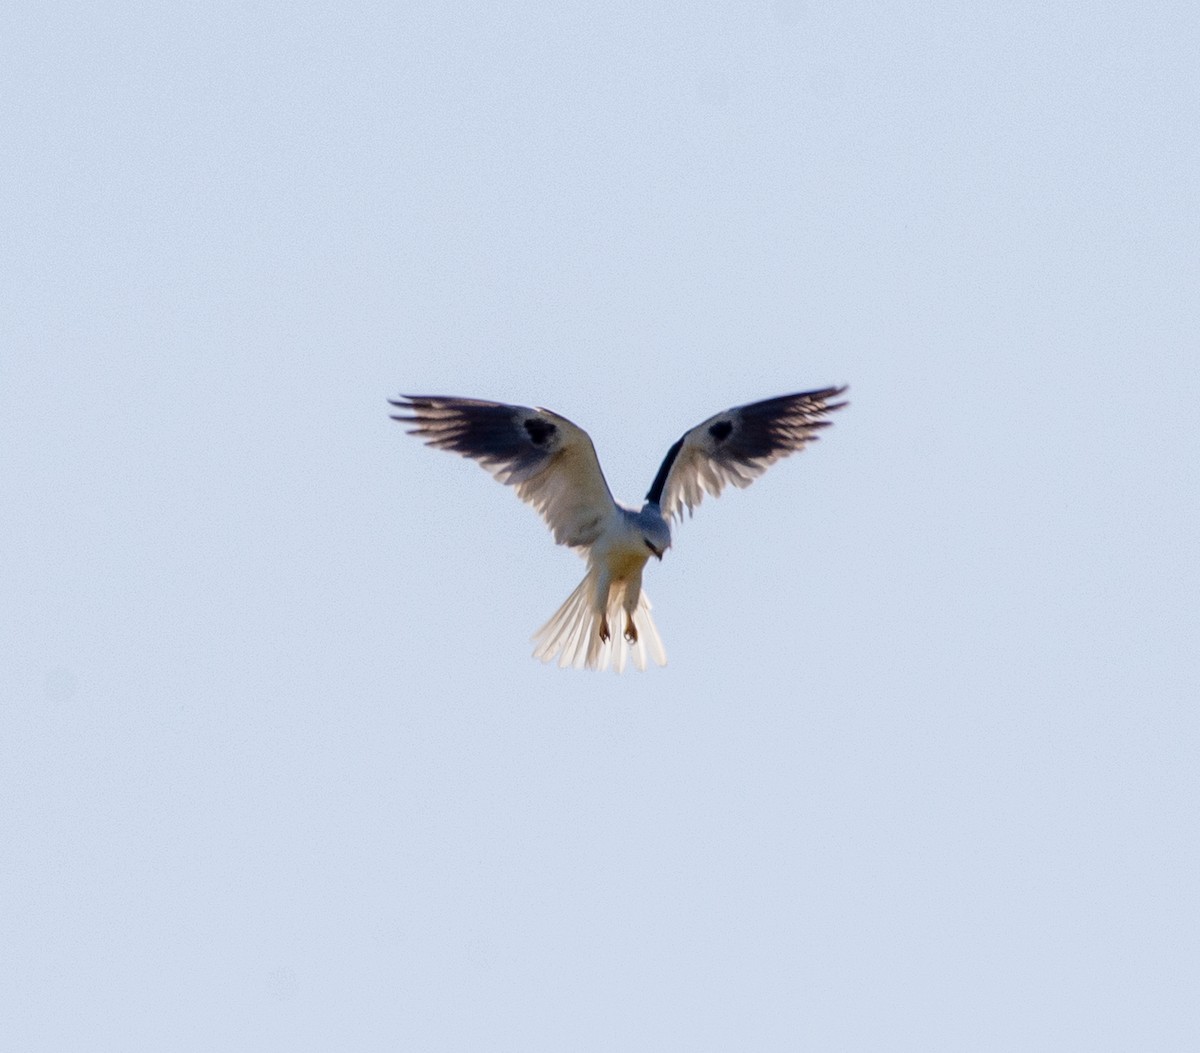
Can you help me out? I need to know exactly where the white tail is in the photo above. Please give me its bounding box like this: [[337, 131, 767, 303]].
[[532, 569, 667, 672]]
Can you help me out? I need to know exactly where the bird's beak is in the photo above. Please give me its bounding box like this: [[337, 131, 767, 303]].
[[654, 547, 663, 561]]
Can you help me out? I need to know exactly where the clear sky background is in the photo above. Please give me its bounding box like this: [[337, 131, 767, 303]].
[[3, 1, 1198, 1049]]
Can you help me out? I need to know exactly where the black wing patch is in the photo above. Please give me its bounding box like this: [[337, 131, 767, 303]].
[[708, 420, 733, 442], [524, 417, 557, 446]]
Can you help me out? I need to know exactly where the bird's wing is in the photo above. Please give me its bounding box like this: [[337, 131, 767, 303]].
[[647, 387, 848, 522], [390, 395, 618, 549]]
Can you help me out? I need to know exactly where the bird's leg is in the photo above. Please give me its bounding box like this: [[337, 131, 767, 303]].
[[594, 569, 614, 644], [622, 571, 643, 645]]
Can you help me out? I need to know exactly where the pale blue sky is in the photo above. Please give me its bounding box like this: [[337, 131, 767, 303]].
[[4, 1, 1198, 1049]]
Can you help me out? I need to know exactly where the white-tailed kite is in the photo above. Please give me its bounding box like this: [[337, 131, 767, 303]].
[[391, 387, 847, 671]]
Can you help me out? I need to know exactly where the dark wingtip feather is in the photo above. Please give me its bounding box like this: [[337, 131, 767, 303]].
[[821, 384, 850, 410]]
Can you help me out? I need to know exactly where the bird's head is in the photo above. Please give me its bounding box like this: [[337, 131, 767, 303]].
[[639, 505, 672, 561]]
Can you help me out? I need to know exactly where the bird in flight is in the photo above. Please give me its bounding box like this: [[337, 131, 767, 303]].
[[390, 387, 847, 671]]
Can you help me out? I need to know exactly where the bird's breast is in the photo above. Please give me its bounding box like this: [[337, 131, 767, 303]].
[[607, 546, 650, 579]]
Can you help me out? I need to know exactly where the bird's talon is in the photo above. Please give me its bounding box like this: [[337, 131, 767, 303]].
[[598, 618, 610, 643], [624, 619, 638, 644]]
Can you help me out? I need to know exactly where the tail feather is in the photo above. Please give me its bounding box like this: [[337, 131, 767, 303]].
[[532, 569, 667, 672]]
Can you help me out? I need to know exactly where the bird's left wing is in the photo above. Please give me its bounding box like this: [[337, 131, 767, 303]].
[[647, 386, 848, 522], [390, 395, 618, 549]]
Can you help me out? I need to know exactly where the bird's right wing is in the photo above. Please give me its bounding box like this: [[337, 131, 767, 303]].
[[647, 387, 848, 522], [390, 395, 618, 549]]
